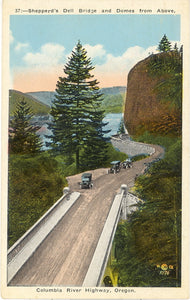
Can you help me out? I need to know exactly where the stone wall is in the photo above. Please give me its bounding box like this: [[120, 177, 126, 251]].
[[111, 134, 155, 157]]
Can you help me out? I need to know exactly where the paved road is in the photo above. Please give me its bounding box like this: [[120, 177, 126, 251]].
[[9, 144, 164, 286]]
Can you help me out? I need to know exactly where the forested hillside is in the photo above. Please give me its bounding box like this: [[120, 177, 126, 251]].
[[27, 87, 126, 113], [101, 93, 125, 113], [114, 38, 182, 287], [9, 90, 50, 116]]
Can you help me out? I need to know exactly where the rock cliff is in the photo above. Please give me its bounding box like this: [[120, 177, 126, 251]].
[[124, 53, 181, 137]]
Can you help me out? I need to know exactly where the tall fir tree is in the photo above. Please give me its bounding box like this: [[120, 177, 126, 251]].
[[117, 118, 125, 134], [148, 42, 182, 130], [9, 100, 42, 154], [80, 109, 110, 170], [48, 41, 110, 170], [158, 34, 172, 52], [173, 43, 178, 52]]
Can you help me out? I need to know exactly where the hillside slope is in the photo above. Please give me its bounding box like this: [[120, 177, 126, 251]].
[[9, 90, 50, 116], [26, 91, 55, 107], [27, 87, 126, 113]]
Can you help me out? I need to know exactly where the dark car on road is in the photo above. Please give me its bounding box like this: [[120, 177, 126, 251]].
[[122, 158, 132, 169], [79, 173, 93, 189], [108, 161, 121, 174]]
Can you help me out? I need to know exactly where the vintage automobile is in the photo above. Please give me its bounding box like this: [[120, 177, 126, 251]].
[[122, 158, 133, 169], [79, 173, 93, 189], [108, 161, 121, 174]]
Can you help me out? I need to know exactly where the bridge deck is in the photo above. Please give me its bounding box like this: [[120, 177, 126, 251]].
[[9, 174, 121, 286]]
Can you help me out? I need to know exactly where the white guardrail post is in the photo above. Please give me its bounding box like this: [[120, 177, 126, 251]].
[[120, 184, 128, 220]]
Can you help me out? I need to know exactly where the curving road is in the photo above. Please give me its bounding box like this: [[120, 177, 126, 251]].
[[9, 144, 164, 286]]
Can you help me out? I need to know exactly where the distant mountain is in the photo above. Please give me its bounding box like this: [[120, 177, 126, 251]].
[[9, 90, 50, 116], [26, 91, 56, 107], [101, 86, 126, 95], [26, 86, 126, 109]]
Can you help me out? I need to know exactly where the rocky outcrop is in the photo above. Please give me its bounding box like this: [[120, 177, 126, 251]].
[[123, 54, 176, 136]]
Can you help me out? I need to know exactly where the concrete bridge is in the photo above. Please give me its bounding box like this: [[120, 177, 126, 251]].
[[7, 182, 139, 287], [7, 142, 164, 287]]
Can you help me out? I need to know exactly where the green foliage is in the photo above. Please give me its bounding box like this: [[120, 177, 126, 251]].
[[117, 118, 125, 134], [54, 142, 127, 173], [8, 139, 127, 248], [114, 138, 181, 287], [101, 93, 125, 113], [158, 34, 172, 52], [131, 154, 149, 162], [150, 114, 182, 137], [163, 139, 182, 174], [48, 41, 109, 171], [9, 90, 50, 116], [115, 222, 178, 287], [80, 110, 110, 170], [62, 162, 78, 177], [134, 131, 178, 150], [8, 153, 67, 247], [9, 100, 43, 154], [117, 46, 182, 286], [106, 143, 127, 164], [148, 50, 182, 113], [80, 139, 109, 171]]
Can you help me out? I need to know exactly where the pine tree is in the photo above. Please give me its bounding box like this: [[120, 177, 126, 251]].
[[80, 109, 110, 170], [179, 45, 183, 59], [9, 100, 42, 154], [148, 46, 182, 119], [173, 43, 178, 52], [48, 41, 109, 170], [117, 118, 125, 134], [158, 34, 172, 52]]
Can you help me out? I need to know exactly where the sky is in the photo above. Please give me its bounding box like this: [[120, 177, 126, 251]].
[[10, 14, 181, 92]]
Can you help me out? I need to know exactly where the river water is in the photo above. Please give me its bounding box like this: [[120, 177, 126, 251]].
[[38, 113, 123, 149], [103, 113, 123, 136]]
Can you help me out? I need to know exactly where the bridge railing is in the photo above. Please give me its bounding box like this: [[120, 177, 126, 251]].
[[82, 186, 127, 287], [8, 190, 68, 262], [7, 191, 80, 284]]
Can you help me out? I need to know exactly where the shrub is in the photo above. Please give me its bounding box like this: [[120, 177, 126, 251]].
[[8, 153, 67, 247], [131, 154, 149, 162], [106, 143, 127, 165]]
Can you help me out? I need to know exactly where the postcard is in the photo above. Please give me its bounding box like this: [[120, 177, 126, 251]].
[[1, 0, 190, 299]]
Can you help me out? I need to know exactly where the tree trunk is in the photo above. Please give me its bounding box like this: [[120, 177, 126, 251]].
[[76, 148, 80, 171]]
